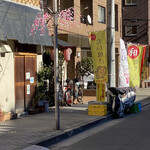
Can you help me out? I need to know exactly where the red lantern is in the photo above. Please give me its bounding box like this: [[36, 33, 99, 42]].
[[64, 48, 72, 61], [50, 49, 54, 61]]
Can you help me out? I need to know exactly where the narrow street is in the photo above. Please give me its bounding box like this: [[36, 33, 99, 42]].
[[49, 104, 150, 150]]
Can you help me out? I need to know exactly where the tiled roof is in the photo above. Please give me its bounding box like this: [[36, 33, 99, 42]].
[[0, 1, 53, 46]]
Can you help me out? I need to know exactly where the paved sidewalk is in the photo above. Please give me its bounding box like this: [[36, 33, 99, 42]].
[[0, 88, 150, 150]]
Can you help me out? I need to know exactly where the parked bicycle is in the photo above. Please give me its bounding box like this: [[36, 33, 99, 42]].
[[64, 79, 73, 106], [73, 78, 83, 104], [63, 78, 84, 106]]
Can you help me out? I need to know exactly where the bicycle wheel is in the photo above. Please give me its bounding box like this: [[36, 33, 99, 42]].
[[64, 90, 72, 106], [77, 87, 83, 104]]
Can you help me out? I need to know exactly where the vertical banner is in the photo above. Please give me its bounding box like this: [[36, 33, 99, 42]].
[[97, 84, 105, 102], [127, 44, 146, 87], [89, 30, 108, 84], [119, 39, 129, 87]]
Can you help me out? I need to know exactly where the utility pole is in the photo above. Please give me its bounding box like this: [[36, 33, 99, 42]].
[[40, 0, 44, 55], [53, 0, 60, 130], [107, 0, 116, 111], [107, 0, 116, 88], [148, 0, 150, 45]]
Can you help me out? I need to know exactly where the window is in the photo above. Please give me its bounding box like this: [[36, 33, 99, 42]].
[[125, 25, 137, 36], [98, 6, 105, 23], [125, 0, 137, 5], [115, 4, 118, 31], [80, 0, 93, 25]]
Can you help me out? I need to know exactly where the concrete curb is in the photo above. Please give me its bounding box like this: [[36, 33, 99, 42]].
[[35, 99, 150, 148], [36, 114, 113, 147], [142, 102, 150, 107]]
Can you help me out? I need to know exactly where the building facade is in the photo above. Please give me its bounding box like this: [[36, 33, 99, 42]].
[[122, 0, 150, 84], [122, 0, 150, 44], [44, 0, 122, 86], [0, 0, 52, 113]]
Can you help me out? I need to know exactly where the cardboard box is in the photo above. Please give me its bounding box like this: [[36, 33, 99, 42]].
[[88, 101, 107, 116]]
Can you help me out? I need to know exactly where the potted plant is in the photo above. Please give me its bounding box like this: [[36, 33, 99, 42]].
[[31, 50, 64, 113], [0, 108, 11, 122], [28, 78, 47, 114], [34, 80, 48, 113], [35, 55, 55, 108]]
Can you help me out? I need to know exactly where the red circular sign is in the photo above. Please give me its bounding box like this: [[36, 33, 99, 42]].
[[128, 45, 139, 59], [89, 34, 96, 40]]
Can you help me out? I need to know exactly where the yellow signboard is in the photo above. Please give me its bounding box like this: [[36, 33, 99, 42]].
[[127, 45, 146, 87], [89, 30, 108, 84], [96, 84, 105, 102]]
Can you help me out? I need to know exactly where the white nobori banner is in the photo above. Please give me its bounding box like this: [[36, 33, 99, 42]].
[[119, 39, 129, 87]]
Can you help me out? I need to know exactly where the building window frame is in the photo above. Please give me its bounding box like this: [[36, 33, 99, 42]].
[[115, 4, 118, 31], [125, 25, 138, 36], [98, 5, 105, 24], [125, 0, 137, 6]]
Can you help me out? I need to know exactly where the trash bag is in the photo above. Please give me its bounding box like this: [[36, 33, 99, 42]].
[[109, 87, 134, 96], [119, 91, 136, 107], [108, 87, 136, 118]]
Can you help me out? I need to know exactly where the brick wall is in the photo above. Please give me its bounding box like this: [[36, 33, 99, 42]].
[[44, 0, 122, 49], [122, 0, 150, 82], [122, 0, 149, 44], [45, 0, 122, 86], [67, 47, 76, 80], [67, 47, 81, 80]]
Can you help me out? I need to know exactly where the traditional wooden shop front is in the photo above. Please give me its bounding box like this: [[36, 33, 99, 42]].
[[0, 1, 53, 114]]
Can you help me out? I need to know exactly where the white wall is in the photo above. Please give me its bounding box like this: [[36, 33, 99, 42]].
[[0, 41, 43, 113], [0, 53, 15, 113]]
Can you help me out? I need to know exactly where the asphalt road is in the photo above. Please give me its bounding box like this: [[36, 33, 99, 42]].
[[49, 104, 150, 150]]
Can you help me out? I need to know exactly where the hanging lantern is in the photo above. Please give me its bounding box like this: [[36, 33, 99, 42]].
[[64, 48, 72, 61], [50, 49, 54, 61]]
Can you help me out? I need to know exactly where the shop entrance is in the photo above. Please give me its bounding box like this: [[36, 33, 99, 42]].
[[14, 53, 37, 112]]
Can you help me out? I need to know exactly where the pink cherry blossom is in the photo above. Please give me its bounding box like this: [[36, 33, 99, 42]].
[[30, 7, 81, 36]]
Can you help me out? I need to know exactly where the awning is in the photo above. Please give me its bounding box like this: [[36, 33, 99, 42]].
[[58, 34, 90, 48], [0, 1, 53, 46], [51, 37, 74, 48]]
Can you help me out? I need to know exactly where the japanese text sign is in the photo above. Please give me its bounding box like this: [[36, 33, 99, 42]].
[[89, 30, 108, 83], [127, 44, 146, 87]]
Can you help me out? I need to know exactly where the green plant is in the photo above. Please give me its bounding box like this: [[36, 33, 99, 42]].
[[34, 50, 64, 107], [76, 57, 93, 79], [35, 63, 54, 106]]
